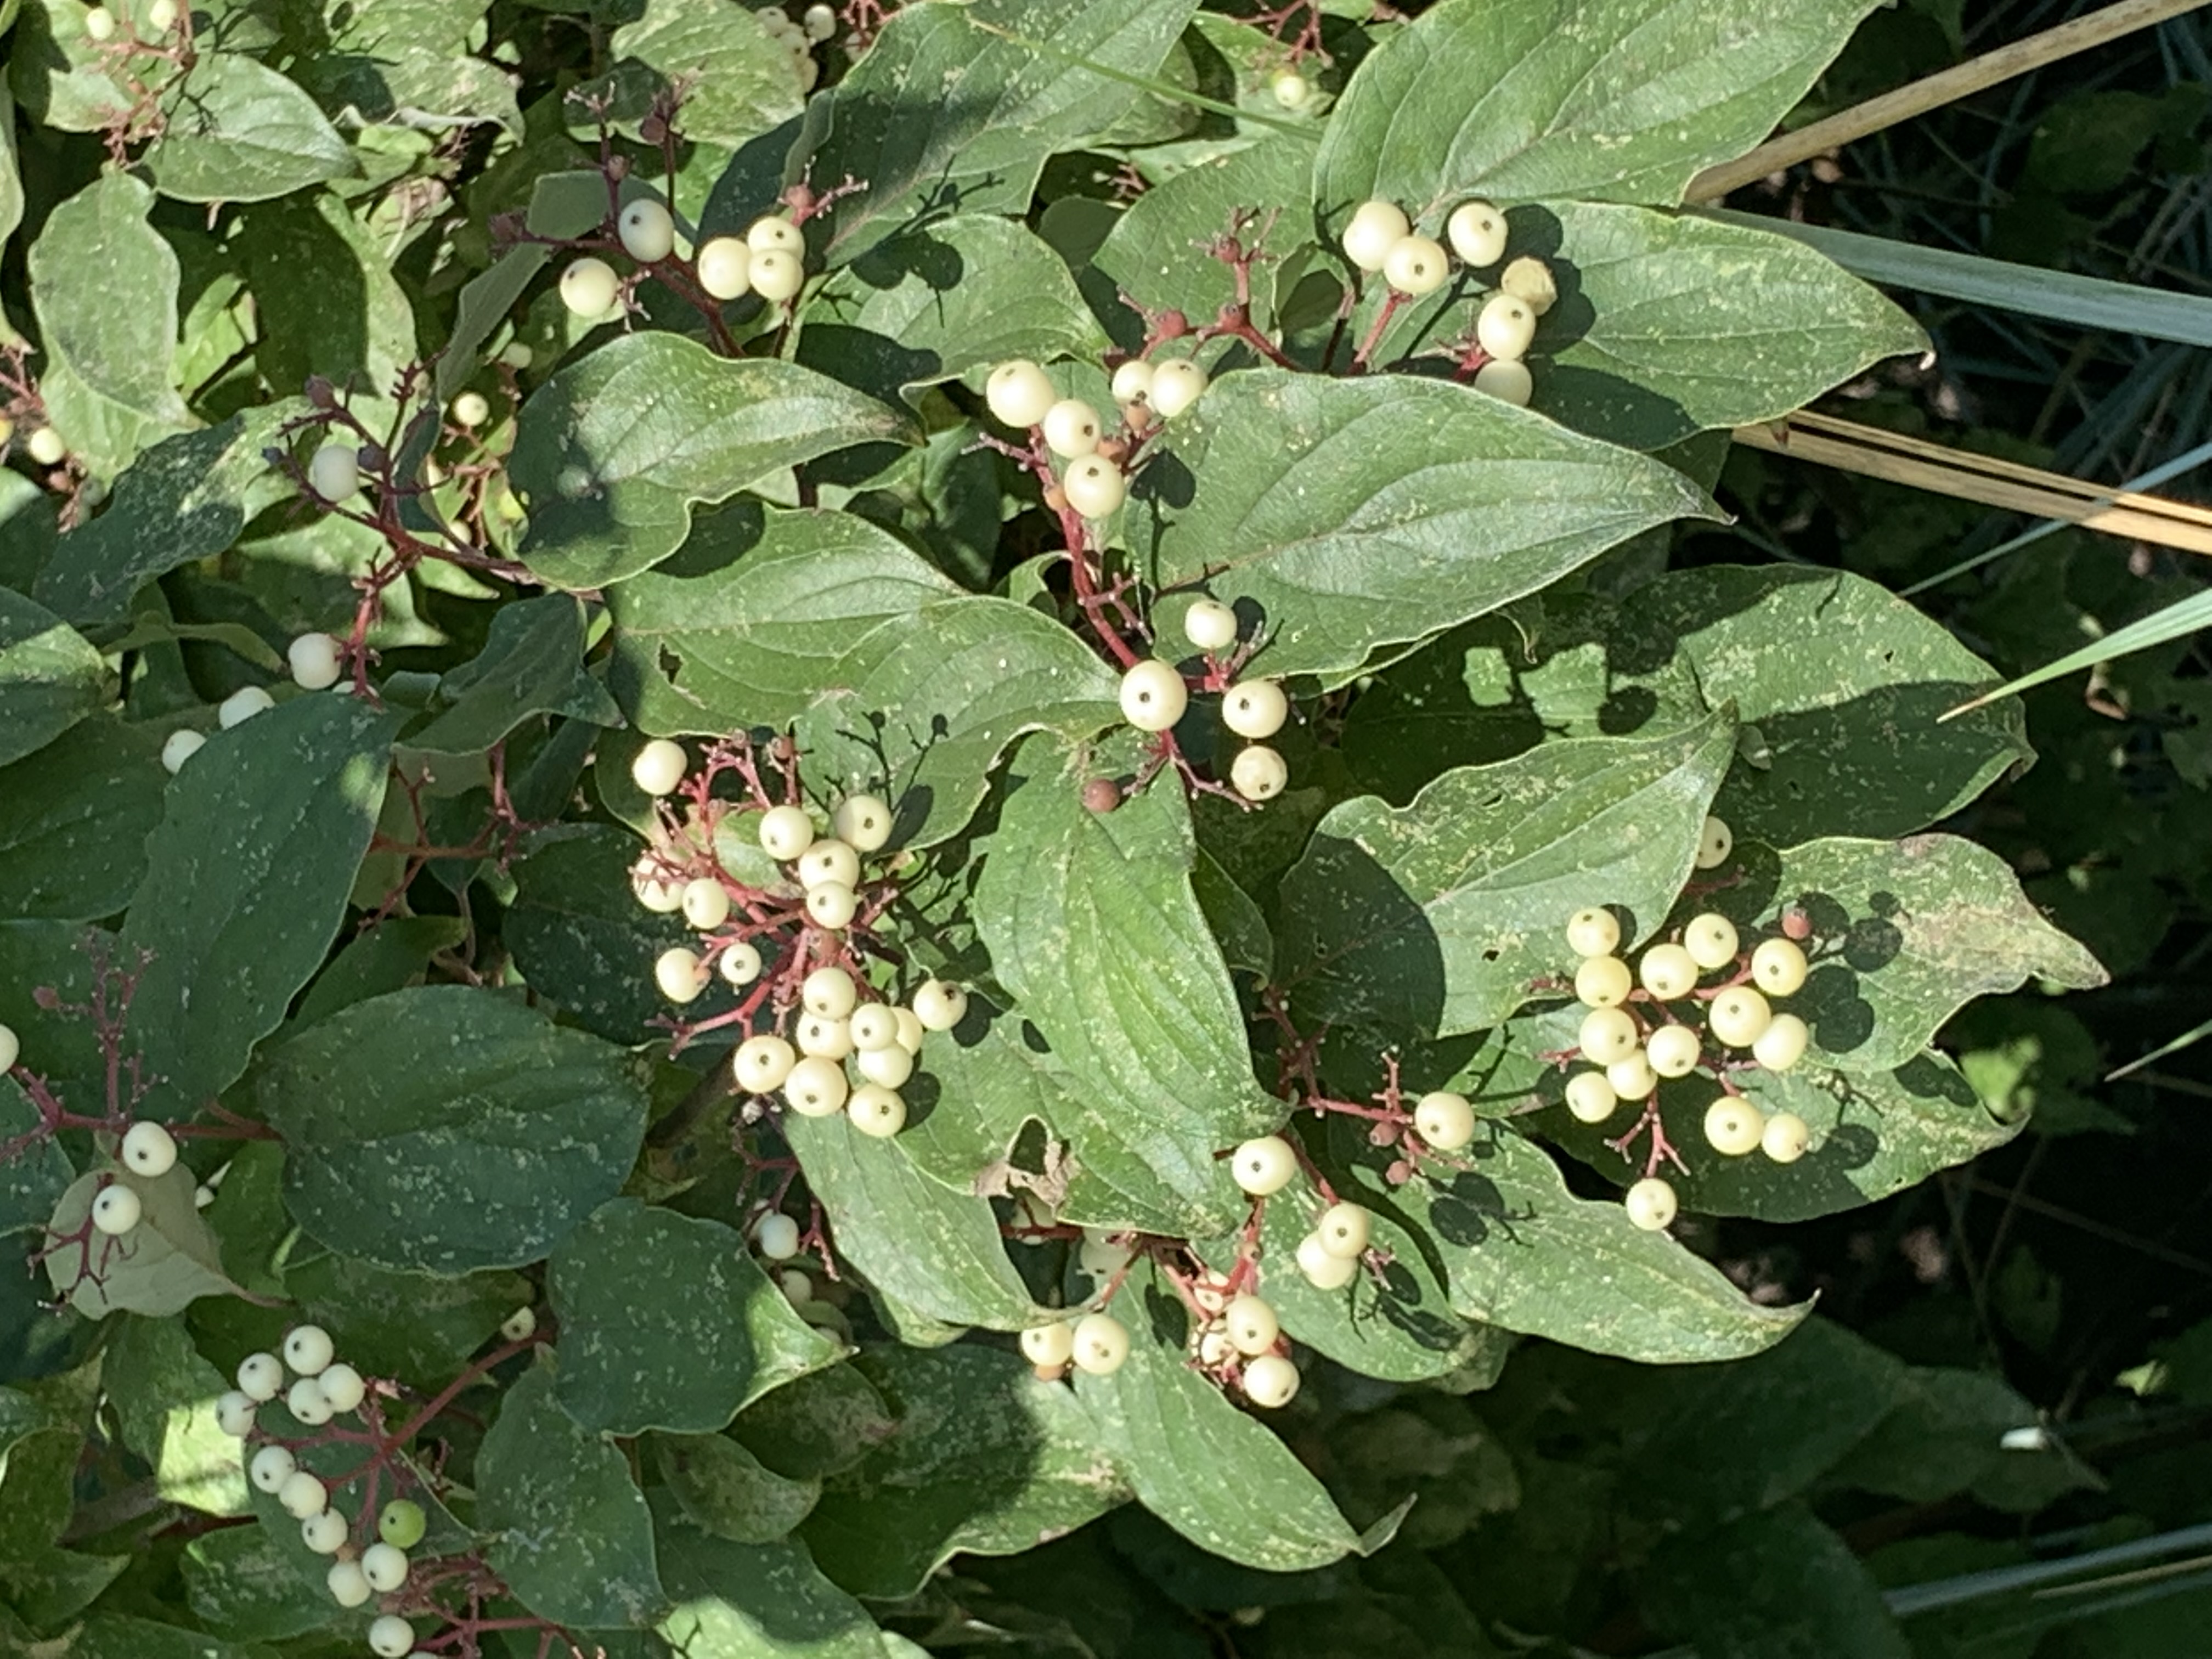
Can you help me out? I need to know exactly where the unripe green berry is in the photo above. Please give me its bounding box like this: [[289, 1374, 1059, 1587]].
[[379, 1499, 427, 1549]]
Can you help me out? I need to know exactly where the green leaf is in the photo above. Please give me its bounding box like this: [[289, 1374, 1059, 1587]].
[[406, 593, 619, 755], [785, 1114, 1042, 1332], [511, 334, 915, 590], [1640, 1500, 1909, 1659], [44, 1165, 247, 1318], [236, 191, 418, 399], [1278, 709, 1736, 1037], [1705, 835, 2107, 1073], [1530, 204, 1926, 449], [183, 1521, 338, 1642], [790, 0, 1201, 265], [26, 173, 191, 478], [34, 407, 302, 627], [506, 826, 692, 1044], [479, 1364, 667, 1630], [572, 0, 801, 149], [1345, 1118, 1805, 1362], [549, 1198, 843, 1436], [143, 52, 353, 202], [30, 1615, 283, 1659], [255, 985, 648, 1274], [796, 599, 1122, 850], [0, 588, 105, 766], [1313, 0, 1884, 210], [809, 215, 1107, 404], [120, 696, 400, 1118], [970, 740, 1278, 1233], [727, 1363, 898, 1482], [1092, 140, 1313, 332], [1136, 369, 1716, 685], [290, 913, 470, 1030], [607, 503, 962, 737], [1075, 1276, 1364, 1572], [800, 1346, 1129, 1600], [286, 1258, 532, 1400], [653, 1431, 821, 1545], [655, 1501, 909, 1659], [101, 1314, 250, 1515]]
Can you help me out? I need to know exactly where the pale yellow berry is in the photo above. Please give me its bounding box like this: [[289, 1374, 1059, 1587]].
[[1682, 913, 1739, 970], [1707, 986, 1773, 1048], [1761, 1110, 1812, 1163], [1565, 907, 1620, 957], [1574, 955, 1632, 1009], [1704, 1097, 1765, 1156], [1644, 1024, 1702, 1078], [1751, 938, 1808, 997], [1577, 1007, 1638, 1066], [1752, 1012, 1810, 1072], [1564, 1071, 1617, 1124], [1638, 944, 1699, 1001], [1624, 1176, 1677, 1231]]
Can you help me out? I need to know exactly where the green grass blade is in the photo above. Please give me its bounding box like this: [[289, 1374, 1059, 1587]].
[[965, 16, 1321, 139], [1942, 585, 2212, 719], [2107, 1012, 2212, 1081]]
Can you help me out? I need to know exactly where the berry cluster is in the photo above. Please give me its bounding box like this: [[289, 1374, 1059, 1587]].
[[629, 736, 966, 1143], [80, 1117, 183, 1242], [759, 3, 839, 92], [984, 354, 1210, 521], [1118, 610, 1292, 803], [1554, 815, 1819, 1230], [1339, 198, 1557, 403], [563, 206, 808, 324], [158, 633, 347, 775]]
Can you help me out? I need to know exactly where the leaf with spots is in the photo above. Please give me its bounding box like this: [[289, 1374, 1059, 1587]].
[[1313, 0, 1886, 211], [404, 593, 620, 757], [1092, 140, 1313, 335], [511, 333, 915, 591], [785, 1114, 1044, 1333], [0, 588, 105, 768], [1278, 708, 1737, 1039], [549, 1198, 844, 1436], [800, 1346, 1129, 1599], [795, 599, 1122, 851], [968, 738, 1280, 1235], [506, 826, 695, 1045], [479, 1364, 668, 1630], [652, 1431, 821, 1545], [1330, 1118, 1805, 1363], [656, 1494, 917, 1659], [0, 716, 167, 923], [254, 986, 647, 1276], [120, 696, 402, 1120], [1692, 834, 2106, 1073], [1132, 369, 1717, 686], [1074, 1273, 1373, 1572]]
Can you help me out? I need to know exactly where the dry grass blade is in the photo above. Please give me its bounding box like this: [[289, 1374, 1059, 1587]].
[[1689, 0, 2212, 201]]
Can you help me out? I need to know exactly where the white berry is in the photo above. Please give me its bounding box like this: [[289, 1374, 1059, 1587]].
[[1606, 1052, 1658, 1100], [450, 390, 490, 428], [696, 236, 752, 300], [749, 249, 804, 303], [1061, 454, 1126, 518], [1761, 1110, 1812, 1164], [24, 426, 66, 466], [618, 198, 675, 263], [1242, 1352, 1300, 1408], [1475, 292, 1536, 363], [1181, 599, 1238, 652], [1573, 955, 1631, 1009], [847, 1084, 906, 1137], [1020, 1320, 1076, 1367], [804, 882, 857, 930], [733, 1035, 798, 1094], [1148, 358, 1209, 419], [1229, 744, 1288, 802], [277, 1469, 328, 1520], [911, 980, 967, 1032], [1624, 1176, 1678, 1232], [0, 1025, 15, 1073], [326, 1559, 371, 1608], [1413, 1090, 1474, 1151], [847, 1005, 899, 1052], [1223, 1295, 1279, 1356], [1645, 1024, 1702, 1079], [215, 1391, 257, 1437], [301, 1510, 347, 1554], [632, 862, 682, 913], [360, 1541, 409, 1592], [1070, 1312, 1130, 1375], [249, 1444, 297, 1494], [1295, 1230, 1358, 1289], [1270, 69, 1308, 109], [753, 1211, 801, 1260], [1565, 907, 1620, 957], [1381, 234, 1449, 296], [833, 794, 892, 852], [1341, 200, 1410, 272], [1221, 679, 1287, 738], [681, 878, 731, 932], [795, 969, 853, 1022], [559, 257, 620, 318], [1564, 1071, 1617, 1124], [502, 1306, 538, 1342], [893, 1006, 926, 1054], [1314, 1201, 1370, 1259], [1110, 359, 1155, 407], [160, 729, 206, 775], [121, 1120, 177, 1177], [287, 632, 343, 691], [855, 1041, 913, 1090], [1752, 1012, 1809, 1072], [92, 1183, 141, 1235], [286, 1378, 333, 1426], [631, 738, 687, 796], [803, 3, 836, 39], [718, 941, 763, 985], [218, 686, 274, 729], [84, 5, 116, 40], [1704, 1097, 1765, 1156], [1500, 255, 1559, 315], [986, 360, 1056, 427], [236, 1352, 284, 1402], [1695, 814, 1733, 870], [1683, 913, 1739, 970], [1472, 358, 1533, 406], [1752, 938, 1808, 996], [317, 1363, 365, 1414], [783, 1056, 849, 1118], [369, 1615, 415, 1659], [1446, 200, 1507, 267], [1041, 398, 1102, 459], [797, 838, 860, 890], [747, 215, 802, 255], [794, 1013, 852, 1061], [654, 946, 708, 1003], [757, 804, 815, 861], [1707, 986, 1773, 1048], [1638, 944, 1699, 1001], [1118, 660, 1187, 732], [1230, 1135, 1297, 1197], [1577, 1007, 1638, 1066]]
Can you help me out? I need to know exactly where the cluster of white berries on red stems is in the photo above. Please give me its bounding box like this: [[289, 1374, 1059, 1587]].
[[759, 3, 837, 92], [1119, 604, 1293, 803], [1558, 816, 1818, 1231], [157, 631, 349, 775], [563, 205, 807, 325], [984, 355, 1208, 521], [81, 1118, 179, 1241], [1339, 197, 1558, 405]]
